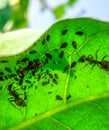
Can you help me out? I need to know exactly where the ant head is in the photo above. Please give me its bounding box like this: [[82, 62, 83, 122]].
[[78, 55, 86, 62]]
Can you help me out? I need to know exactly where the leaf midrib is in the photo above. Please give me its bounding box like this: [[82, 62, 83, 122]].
[[9, 92, 109, 130]]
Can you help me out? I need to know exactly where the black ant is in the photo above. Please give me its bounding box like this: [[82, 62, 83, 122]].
[[7, 83, 26, 107], [78, 48, 109, 72]]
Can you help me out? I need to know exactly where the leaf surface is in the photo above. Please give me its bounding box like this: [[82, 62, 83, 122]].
[[0, 18, 109, 130]]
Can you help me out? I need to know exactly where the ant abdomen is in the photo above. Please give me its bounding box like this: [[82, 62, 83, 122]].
[[99, 61, 109, 71]]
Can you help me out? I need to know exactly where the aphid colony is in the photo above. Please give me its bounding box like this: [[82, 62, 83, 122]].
[[0, 27, 108, 108]]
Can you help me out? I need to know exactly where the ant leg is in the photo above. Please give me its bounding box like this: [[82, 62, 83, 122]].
[[8, 98, 17, 108], [83, 63, 89, 68], [101, 55, 108, 61]]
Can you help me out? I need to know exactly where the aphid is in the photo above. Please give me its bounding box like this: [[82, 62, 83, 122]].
[[60, 42, 68, 48], [48, 91, 52, 94], [24, 91, 27, 100], [56, 95, 63, 100], [42, 81, 49, 86], [46, 35, 50, 41], [35, 86, 37, 89], [48, 73, 53, 79], [52, 78, 57, 85], [72, 41, 77, 49], [25, 80, 31, 84], [8, 74, 16, 78], [21, 57, 29, 62], [29, 50, 37, 54], [42, 39, 46, 45], [62, 29, 68, 35], [75, 31, 84, 36], [0, 86, 2, 90], [0, 72, 4, 75], [59, 50, 64, 58], [45, 53, 52, 59], [63, 64, 70, 73], [0, 76, 4, 81], [19, 78, 23, 86], [54, 73, 58, 79], [71, 62, 77, 68], [5, 67, 11, 73], [0, 60, 8, 63], [66, 95, 71, 100]]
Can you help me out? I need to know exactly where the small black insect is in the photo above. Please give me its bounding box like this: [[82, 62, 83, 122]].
[[48, 73, 53, 79], [29, 50, 37, 54], [56, 95, 63, 100], [42, 39, 46, 45], [60, 42, 68, 48], [46, 35, 50, 41], [66, 95, 71, 100], [72, 41, 77, 49], [71, 62, 77, 68], [59, 50, 64, 58], [52, 78, 57, 85], [42, 81, 49, 86], [0, 72, 4, 75], [0, 60, 8, 63], [62, 29, 68, 35], [0, 76, 4, 81], [75, 31, 84, 36], [54, 73, 58, 79], [63, 64, 70, 73], [5, 67, 11, 73], [45, 53, 52, 59], [21, 57, 29, 62]]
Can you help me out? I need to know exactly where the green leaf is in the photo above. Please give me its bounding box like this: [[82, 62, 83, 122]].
[[0, 18, 109, 130]]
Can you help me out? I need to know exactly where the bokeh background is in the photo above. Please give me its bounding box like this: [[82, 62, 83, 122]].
[[0, 0, 109, 32]]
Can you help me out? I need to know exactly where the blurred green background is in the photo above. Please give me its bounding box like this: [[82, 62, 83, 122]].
[[0, 0, 109, 32]]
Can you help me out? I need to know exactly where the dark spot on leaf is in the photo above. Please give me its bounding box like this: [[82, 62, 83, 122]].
[[42, 39, 46, 45], [75, 31, 83, 36], [72, 41, 77, 49], [60, 42, 68, 48], [45, 53, 52, 59], [46, 35, 50, 41], [59, 50, 64, 58], [56, 95, 63, 100], [66, 95, 71, 100], [62, 29, 68, 35]]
